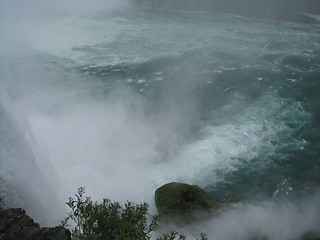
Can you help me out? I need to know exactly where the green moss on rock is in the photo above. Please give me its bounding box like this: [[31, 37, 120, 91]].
[[155, 182, 218, 216]]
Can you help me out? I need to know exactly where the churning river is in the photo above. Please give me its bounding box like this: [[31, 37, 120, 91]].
[[1, 1, 320, 239]]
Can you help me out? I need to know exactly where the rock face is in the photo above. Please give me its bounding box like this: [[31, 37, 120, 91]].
[[0, 208, 71, 240], [155, 182, 217, 216]]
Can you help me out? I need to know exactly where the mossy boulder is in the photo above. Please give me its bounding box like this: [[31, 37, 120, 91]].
[[155, 182, 218, 216]]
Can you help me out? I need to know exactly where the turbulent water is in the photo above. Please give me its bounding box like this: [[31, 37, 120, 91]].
[[1, 1, 320, 239]]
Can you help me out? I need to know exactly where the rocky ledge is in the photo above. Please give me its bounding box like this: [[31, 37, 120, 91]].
[[0, 208, 71, 240]]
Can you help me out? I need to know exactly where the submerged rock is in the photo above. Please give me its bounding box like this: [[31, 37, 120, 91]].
[[0, 208, 71, 240], [155, 182, 218, 216]]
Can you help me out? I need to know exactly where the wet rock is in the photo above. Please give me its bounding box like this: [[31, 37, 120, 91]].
[[302, 231, 320, 240], [155, 182, 218, 216], [0, 208, 71, 240]]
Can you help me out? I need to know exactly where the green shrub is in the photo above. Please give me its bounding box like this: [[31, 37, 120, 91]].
[[61, 187, 208, 240]]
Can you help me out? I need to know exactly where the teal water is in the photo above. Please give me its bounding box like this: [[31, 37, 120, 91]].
[[1, 4, 320, 239]]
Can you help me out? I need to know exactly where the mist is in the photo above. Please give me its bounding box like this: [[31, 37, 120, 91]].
[[159, 195, 320, 240], [0, 0, 204, 225]]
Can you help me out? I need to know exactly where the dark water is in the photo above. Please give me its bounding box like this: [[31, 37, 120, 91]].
[[1, 3, 320, 238]]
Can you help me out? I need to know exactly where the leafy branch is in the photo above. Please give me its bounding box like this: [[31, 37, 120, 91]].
[[61, 187, 207, 240]]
